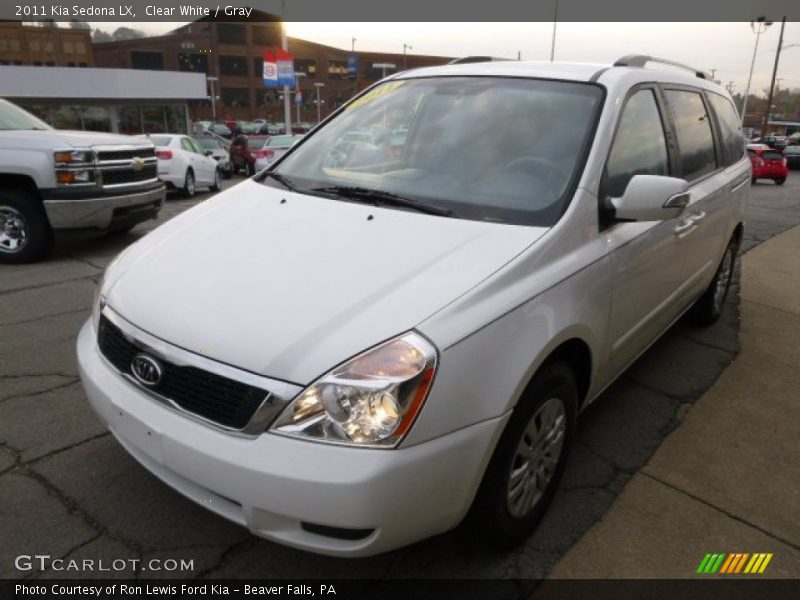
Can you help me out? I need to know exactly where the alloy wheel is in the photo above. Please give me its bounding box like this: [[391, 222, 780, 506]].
[[0, 205, 28, 254], [506, 396, 567, 518]]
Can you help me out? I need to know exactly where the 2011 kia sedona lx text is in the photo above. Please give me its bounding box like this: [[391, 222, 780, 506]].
[[77, 56, 749, 556]]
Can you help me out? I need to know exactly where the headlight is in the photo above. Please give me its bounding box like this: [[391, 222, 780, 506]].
[[271, 332, 437, 447], [54, 149, 93, 166]]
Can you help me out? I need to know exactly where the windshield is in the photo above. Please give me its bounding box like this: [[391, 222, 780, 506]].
[[267, 135, 299, 147], [269, 77, 603, 226], [195, 137, 222, 149], [247, 138, 267, 149], [150, 135, 172, 147], [0, 99, 52, 131]]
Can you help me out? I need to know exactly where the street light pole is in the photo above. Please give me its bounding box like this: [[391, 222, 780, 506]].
[[550, 0, 558, 62], [403, 43, 412, 69], [314, 82, 325, 123], [741, 17, 772, 126], [352, 37, 357, 96], [762, 16, 786, 136], [294, 73, 306, 124], [280, 0, 292, 135]]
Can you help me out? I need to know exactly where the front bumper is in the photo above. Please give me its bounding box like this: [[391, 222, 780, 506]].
[[76, 319, 503, 556], [43, 186, 165, 230]]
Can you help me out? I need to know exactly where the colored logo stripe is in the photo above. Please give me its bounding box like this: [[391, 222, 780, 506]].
[[698, 552, 773, 574]]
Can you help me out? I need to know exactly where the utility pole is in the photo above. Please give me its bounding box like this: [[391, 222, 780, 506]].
[[403, 43, 412, 69], [762, 16, 786, 136], [351, 36, 357, 96], [709, 68, 717, 79]]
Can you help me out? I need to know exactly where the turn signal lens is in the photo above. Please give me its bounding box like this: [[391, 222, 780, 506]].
[[271, 332, 437, 447]]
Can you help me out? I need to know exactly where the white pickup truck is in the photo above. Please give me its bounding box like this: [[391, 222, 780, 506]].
[[0, 99, 165, 263]]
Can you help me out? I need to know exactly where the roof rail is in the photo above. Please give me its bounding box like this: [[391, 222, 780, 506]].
[[448, 56, 511, 65], [614, 55, 711, 80]]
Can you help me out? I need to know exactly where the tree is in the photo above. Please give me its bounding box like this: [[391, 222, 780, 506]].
[[111, 27, 145, 41], [69, 20, 91, 30], [92, 29, 112, 43]]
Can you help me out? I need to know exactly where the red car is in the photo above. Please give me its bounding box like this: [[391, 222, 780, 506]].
[[748, 144, 788, 185], [229, 135, 273, 175]]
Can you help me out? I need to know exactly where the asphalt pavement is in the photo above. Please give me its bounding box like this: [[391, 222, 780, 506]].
[[1, 173, 798, 580]]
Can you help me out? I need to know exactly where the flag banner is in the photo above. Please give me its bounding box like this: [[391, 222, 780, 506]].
[[276, 48, 296, 87], [347, 53, 358, 76], [263, 50, 278, 88]]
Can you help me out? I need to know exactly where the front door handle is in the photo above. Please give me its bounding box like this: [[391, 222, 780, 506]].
[[674, 220, 696, 236]]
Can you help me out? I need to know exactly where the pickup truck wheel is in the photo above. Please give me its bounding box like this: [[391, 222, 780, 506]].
[[466, 362, 577, 547], [691, 236, 738, 326], [182, 170, 195, 198], [210, 168, 222, 192], [0, 190, 53, 264]]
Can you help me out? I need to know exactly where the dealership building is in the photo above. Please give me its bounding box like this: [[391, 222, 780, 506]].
[[91, 13, 452, 122], [0, 65, 206, 134]]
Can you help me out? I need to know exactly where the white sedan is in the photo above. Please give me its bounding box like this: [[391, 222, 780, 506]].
[[253, 134, 304, 172], [149, 134, 222, 198]]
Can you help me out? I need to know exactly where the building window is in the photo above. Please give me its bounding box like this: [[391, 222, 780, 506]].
[[295, 59, 316, 78], [328, 60, 350, 79], [178, 53, 209, 74], [78, 62, 87, 68], [221, 87, 250, 108], [216, 23, 245, 45], [75, 42, 86, 54], [251, 23, 279, 46], [219, 55, 248, 76], [43, 41, 53, 52], [29, 39, 41, 52], [63, 41, 74, 54], [131, 51, 165, 70], [49, 106, 82, 130], [45, 61, 54, 66], [79, 106, 112, 132], [119, 106, 142, 134], [9, 40, 21, 51], [253, 57, 263, 79], [33, 61, 43, 66], [141, 105, 167, 133], [66, 62, 75, 67], [166, 105, 188, 133]]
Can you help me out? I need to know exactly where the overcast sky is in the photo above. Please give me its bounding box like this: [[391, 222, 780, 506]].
[[93, 21, 800, 95]]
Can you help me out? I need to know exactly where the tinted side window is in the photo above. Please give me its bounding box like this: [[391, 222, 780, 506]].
[[604, 89, 669, 198], [708, 92, 744, 167], [665, 90, 716, 180]]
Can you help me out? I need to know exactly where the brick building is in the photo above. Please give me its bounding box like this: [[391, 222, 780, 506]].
[[91, 15, 452, 122], [0, 21, 94, 67]]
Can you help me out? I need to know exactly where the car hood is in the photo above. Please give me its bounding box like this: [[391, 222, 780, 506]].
[[0, 129, 151, 151], [106, 180, 547, 384]]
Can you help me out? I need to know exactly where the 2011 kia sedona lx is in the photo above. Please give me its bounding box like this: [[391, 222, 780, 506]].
[[77, 56, 749, 556]]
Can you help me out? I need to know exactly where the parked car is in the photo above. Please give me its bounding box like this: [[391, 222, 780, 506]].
[[253, 134, 305, 171], [763, 135, 789, 151], [784, 145, 800, 170], [206, 122, 232, 139], [79, 56, 748, 557], [258, 122, 282, 135], [747, 144, 788, 184], [229, 134, 270, 175], [194, 135, 233, 178], [0, 98, 165, 263], [149, 134, 222, 197]]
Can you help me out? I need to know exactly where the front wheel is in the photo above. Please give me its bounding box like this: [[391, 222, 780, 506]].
[[691, 236, 738, 326], [466, 362, 577, 547], [0, 188, 53, 264], [774, 177, 786, 185]]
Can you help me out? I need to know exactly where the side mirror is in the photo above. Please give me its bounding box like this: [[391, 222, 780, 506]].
[[204, 149, 214, 157], [611, 175, 690, 222]]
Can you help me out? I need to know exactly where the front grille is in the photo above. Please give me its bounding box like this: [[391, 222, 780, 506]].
[[97, 315, 269, 429], [97, 148, 156, 161], [101, 164, 157, 186]]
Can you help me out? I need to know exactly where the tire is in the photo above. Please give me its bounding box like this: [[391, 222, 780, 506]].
[[691, 236, 738, 326], [210, 168, 222, 192], [466, 362, 578, 547], [106, 224, 136, 236], [182, 169, 195, 198], [223, 165, 233, 179], [751, 176, 757, 185], [774, 178, 786, 185], [0, 187, 53, 264]]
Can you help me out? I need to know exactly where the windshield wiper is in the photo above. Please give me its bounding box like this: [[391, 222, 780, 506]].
[[261, 170, 299, 192], [311, 185, 456, 217]]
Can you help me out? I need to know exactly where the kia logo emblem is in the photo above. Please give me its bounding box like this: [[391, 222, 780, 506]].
[[131, 353, 163, 386]]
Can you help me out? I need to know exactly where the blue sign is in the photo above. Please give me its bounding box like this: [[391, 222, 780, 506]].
[[347, 54, 358, 76], [277, 59, 295, 87]]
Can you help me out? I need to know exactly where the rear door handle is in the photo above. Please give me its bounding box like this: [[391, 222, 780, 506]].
[[692, 211, 707, 222]]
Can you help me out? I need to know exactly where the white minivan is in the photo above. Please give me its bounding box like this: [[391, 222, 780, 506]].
[[78, 56, 749, 557]]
